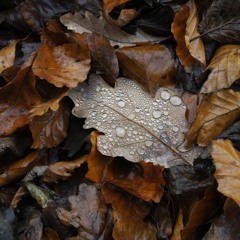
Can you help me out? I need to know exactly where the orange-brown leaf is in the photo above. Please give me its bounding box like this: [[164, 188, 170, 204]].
[[103, 0, 132, 13], [186, 90, 240, 148], [212, 139, 240, 206], [117, 44, 175, 96], [32, 43, 91, 88], [0, 67, 42, 135]]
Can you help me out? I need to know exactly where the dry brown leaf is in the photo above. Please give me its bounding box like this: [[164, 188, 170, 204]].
[[102, 184, 157, 240], [212, 139, 240, 206], [32, 43, 91, 88], [0, 151, 46, 187], [0, 67, 42, 135], [0, 41, 17, 74], [103, 0, 132, 13], [116, 44, 175, 96], [172, 1, 205, 73], [86, 131, 113, 183], [60, 12, 167, 47], [29, 98, 70, 149], [171, 210, 183, 240], [186, 89, 240, 148], [43, 155, 86, 183], [201, 45, 240, 93], [42, 228, 60, 240]]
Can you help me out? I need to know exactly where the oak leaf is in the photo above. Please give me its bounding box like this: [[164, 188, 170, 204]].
[[116, 44, 175, 96], [212, 139, 240, 206], [60, 11, 168, 47], [200, 45, 240, 93], [32, 43, 91, 88], [103, 0, 132, 13], [186, 89, 240, 148], [0, 67, 42, 135], [69, 74, 202, 167]]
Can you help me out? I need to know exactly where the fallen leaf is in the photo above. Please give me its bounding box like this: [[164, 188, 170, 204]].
[[116, 44, 175, 96], [42, 228, 60, 240], [171, 210, 183, 240], [212, 139, 240, 206], [1, 65, 20, 83], [0, 151, 46, 187], [86, 131, 113, 183], [102, 184, 157, 240], [200, 45, 240, 93], [0, 66, 42, 135], [0, 207, 16, 240], [203, 198, 240, 239], [186, 89, 240, 148], [69, 74, 202, 167], [103, 158, 165, 202], [199, 0, 240, 44], [57, 183, 108, 237], [60, 11, 168, 47], [87, 33, 119, 86], [103, 0, 132, 13], [29, 97, 70, 149], [172, 1, 205, 74], [0, 41, 16, 73], [43, 155, 86, 183], [32, 43, 91, 88]]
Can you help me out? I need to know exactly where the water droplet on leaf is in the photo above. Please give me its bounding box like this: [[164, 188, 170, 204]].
[[118, 100, 126, 108], [115, 127, 126, 138], [170, 96, 182, 106], [161, 90, 171, 100]]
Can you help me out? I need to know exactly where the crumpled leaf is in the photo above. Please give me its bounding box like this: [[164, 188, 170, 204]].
[[87, 33, 119, 86], [199, 0, 240, 44], [0, 66, 42, 135], [29, 97, 71, 149], [32, 43, 91, 88], [103, 0, 132, 13], [186, 89, 240, 148], [203, 198, 240, 240], [102, 184, 157, 240], [171, 1, 205, 74], [60, 11, 168, 47], [57, 183, 108, 238], [116, 44, 175, 96], [69, 74, 202, 167], [0, 41, 16, 73], [212, 139, 240, 206], [200, 45, 240, 93]]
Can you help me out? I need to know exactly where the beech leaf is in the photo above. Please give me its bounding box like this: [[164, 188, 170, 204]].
[[69, 74, 202, 167], [200, 45, 240, 93], [186, 89, 240, 148], [212, 139, 240, 206], [60, 12, 168, 47]]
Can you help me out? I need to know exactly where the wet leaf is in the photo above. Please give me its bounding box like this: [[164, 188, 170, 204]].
[[0, 67, 42, 135], [171, 210, 183, 240], [43, 155, 86, 183], [186, 89, 240, 148], [29, 98, 71, 149], [200, 45, 240, 93], [60, 11, 168, 47], [32, 43, 91, 88], [87, 33, 119, 86], [199, 0, 240, 44], [57, 183, 108, 237], [0, 151, 46, 187], [69, 74, 202, 167], [203, 198, 240, 239], [42, 228, 60, 240], [0, 207, 16, 240], [103, 0, 132, 13], [116, 44, 175, 96], [0, 41, 16, 73], [102, 184, 157, 240], [212, 139, 240, 206], [172, 0, 205, 76]]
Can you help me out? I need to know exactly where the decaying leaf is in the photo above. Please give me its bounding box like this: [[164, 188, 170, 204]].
[[199, 0, 240, 44], [186, 89, 240, 148], [69, 74, 202, 167], [116, 44, 175, 96], [200, 45, 240, 93], [60, 11, 167, 47], [0, 41, 17, 74], [103, 0, 132, 13], [32, 43, 91, 88], [212, 139, 240, 206], [0, 67, 42, 135]]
